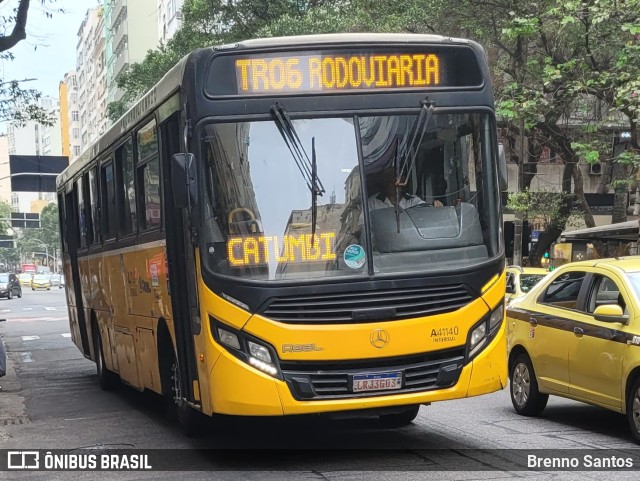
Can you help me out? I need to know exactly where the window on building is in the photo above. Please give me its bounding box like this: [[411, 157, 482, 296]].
[[73, 145, 82, 156], [71, 111, 79, 122], [136, 119, 161, 231], [72, 128, 80, 140]]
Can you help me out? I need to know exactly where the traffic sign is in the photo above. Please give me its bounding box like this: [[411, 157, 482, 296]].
[[10, 212, 41, 229], [0, 234, 15, 248]]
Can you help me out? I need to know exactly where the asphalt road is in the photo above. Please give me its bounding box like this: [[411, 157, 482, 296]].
[[1, 289, 639, 480]]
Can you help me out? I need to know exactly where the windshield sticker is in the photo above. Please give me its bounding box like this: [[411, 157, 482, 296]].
[[344, 244, 366, 269]]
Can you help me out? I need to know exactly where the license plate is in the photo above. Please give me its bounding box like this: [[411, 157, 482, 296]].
[[352, 372, 402, 393]]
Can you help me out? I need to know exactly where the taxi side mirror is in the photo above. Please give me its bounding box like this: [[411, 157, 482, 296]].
[[593, 304, 629, 324]]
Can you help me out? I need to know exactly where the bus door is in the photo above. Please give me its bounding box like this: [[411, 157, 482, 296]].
[[65, 186, 91, 356], [160, 112, 200, 405]]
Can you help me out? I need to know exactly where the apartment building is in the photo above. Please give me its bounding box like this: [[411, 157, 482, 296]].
[[158, 0, 185, 45], [105, 0, 159, 103], [59, 71, 82, 162], [76, 7, 108, 155]]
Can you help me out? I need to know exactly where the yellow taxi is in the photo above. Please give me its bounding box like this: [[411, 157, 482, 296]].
[[31, 274, 52, 290], [505, 265, 548, 305], [18, 272, 33, 287], [506, 256, 640, 443]]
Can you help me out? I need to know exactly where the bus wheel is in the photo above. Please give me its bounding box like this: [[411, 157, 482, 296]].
[[94, 326, 118, 390], [171, 359, 203, 436], [510, 353, 548, 416], [379, 405, 420, 428]]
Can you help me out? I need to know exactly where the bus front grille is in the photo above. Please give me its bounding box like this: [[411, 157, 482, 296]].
[[261, 284, 474, 324], [280, 348, 465, 400]]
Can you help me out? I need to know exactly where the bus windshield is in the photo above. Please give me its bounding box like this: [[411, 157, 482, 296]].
[[201, 112, 499, 281]]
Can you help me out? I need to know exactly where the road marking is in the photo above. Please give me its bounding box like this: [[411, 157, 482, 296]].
[[8, 316, 68, 323], [0, 309, 10, 313], [22, 308, 33, 311], [21, 336, 39, 341], [61, 333, 71, 338], [20, 352, 33, 363], [44, 307, 57, 311]]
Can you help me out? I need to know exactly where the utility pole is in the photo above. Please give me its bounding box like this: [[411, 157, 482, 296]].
[[513, 117, 525, 266]]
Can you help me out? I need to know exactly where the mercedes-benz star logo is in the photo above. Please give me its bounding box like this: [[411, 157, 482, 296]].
[[370, 329, 390, 349]]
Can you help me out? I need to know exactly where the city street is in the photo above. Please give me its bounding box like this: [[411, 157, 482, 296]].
[[1, 289, 639, 480]]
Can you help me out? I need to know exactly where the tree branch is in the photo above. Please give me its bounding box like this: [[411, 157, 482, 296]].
[[0, 0, 31, 53]]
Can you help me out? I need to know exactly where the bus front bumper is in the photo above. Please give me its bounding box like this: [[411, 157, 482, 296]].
[[207, 326, 506, 416]]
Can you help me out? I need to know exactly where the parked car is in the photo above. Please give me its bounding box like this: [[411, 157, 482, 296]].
[[49, 273, 61, 287], [31, 274, 51, 290], [507, 256, 640, 443], [505, 265, 549, 305], [18, 272, 33, 287], [0, 273, 22, 299]]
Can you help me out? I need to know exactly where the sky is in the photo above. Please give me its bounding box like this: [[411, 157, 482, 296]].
[[1, 0, 99, 98]]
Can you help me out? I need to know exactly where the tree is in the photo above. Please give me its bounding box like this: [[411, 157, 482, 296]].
[[0, 0, 60, 125], [0, 200, 17, 271], [114, 0, 640, 265]]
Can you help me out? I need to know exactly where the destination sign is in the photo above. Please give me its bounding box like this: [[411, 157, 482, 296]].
[[207, 46, 482, 96], [227, 233, 336, 268]]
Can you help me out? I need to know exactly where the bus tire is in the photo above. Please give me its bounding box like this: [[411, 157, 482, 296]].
[[93, 323, 118, 391], [510, 353, 547, 416], [379, 405, 420, 428], [170, 356, 204, 437], [626, 376, 640, 444]]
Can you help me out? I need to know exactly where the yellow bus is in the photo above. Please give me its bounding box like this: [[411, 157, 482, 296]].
[[57, 33, 507, 433]]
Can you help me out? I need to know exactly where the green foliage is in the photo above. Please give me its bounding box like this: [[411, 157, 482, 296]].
[[0, 200, 11, 235], [18, 203, 60, 264], [0, 0, 60, 126], [507, 190, 583, 229]]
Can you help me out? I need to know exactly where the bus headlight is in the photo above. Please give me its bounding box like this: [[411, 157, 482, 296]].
[[467, 303, 504, 361], [211, 318, 281, 379]]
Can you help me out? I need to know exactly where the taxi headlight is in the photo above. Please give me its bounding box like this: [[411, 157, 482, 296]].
[[211, 318, 281, 379], [467, 303, 504, 360]]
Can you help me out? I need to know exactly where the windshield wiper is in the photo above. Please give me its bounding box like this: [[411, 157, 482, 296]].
[[394, 100, 436, 233], [270, 103, 325, 243], [397, 100, 436, 184]]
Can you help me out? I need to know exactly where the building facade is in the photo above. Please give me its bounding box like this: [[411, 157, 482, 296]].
[[59, 71, 82, 162], [76, 7, 108, 155], [105, 0, 159, 104], [158, 0, 185, 45]]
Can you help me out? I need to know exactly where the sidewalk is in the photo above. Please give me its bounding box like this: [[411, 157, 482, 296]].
[[0, 330, 29, 445]]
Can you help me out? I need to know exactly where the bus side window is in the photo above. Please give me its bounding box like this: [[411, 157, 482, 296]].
[[76, 178, 86, 248], [100, 160, 117, 240], [88, 168, 100, 245], [136, 119, 161, 232], [116, 138, 137, 236], [82, 172, 94, 246]]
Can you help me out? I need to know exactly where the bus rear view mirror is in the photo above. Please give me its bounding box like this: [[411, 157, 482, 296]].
[[171, 153, 198, 209]]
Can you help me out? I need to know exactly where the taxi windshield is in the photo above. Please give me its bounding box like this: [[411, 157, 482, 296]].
[[200, 112, 499, 282], [520, 274, 545, 293]]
